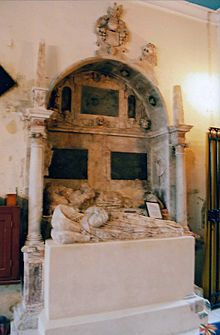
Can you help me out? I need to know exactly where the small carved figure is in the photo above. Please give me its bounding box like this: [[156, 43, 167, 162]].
[[139, 117, 151, 130], [140, 43, 157, 67]]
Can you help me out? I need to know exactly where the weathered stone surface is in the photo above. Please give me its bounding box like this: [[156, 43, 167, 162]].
[[51, 229, 90, 244], [81, 206, 109, 230], [45, 183, 96, 214]]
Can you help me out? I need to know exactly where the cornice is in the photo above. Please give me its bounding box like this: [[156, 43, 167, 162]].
[[138, 0, 220, 25]]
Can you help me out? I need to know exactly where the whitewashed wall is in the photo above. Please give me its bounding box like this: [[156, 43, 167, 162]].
[[0, 0, 219, 235]]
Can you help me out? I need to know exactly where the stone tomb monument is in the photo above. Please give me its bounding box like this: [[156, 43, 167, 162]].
[[15, 4, 207, 334]]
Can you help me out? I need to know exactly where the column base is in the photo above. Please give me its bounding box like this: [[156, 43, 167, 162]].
[[11, 244, 45, 334], [11, 302, 41, 334]]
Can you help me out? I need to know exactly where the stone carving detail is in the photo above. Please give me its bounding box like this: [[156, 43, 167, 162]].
[[96, 116, 110, 127], [139, 117, 151, 130], [32, 87, 48, 109], [81, 206, 109, 230], [96, 3, 129, 56], [140, 43, 157, 67], [45, 183, 96, 214]]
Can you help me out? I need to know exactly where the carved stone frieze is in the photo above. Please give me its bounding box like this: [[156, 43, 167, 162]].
[[96, 3, 129, 56]]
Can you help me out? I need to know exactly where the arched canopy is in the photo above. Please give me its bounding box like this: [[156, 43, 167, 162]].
[[48, 57, 168, 132]]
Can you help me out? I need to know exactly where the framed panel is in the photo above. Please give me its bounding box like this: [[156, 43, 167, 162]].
[[111, 152, 147, 180], [81, 85, 119, 117], [48, 148, 88, 179]]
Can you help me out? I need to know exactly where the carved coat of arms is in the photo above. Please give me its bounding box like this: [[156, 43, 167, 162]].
[[96, 3, 129, 56]]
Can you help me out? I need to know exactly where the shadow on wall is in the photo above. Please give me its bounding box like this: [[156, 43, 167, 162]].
[[16, 196, 28, 283]]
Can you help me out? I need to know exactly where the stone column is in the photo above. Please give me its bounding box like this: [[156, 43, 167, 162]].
[[170, 125, 192, 226], [169, 85, 193, 226], [26, 90, 53, 245], [11, 88, 53, 334], [175, 142, 187, 226]]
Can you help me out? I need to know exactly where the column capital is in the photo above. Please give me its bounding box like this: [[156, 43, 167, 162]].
[[24, 87, 53, 137], [26, 107, 53, 138], [169, 124, 193, 148]]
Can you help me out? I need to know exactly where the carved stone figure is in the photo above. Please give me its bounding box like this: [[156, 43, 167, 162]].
[[140, 43, 157, 67], [81, 206, 109, 231], [50, 205, 90, 244], [96, 3, 129, 56], [50, 203, 192, 245], [44, 183, 96, 214]]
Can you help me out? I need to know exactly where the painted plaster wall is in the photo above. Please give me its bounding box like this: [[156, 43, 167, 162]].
[[0, 0, 219, 236]]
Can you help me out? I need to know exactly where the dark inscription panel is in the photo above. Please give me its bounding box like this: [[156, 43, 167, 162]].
[[111, 152, 147, 180], [48, 148, 88, 179], [81, 85, 119, 117]]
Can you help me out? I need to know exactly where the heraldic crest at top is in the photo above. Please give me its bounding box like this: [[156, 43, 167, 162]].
[[96, 3, 129, 56]]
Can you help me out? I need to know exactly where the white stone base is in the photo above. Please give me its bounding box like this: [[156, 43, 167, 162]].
[[39, 297, 203, 335], [39, 237, 206, 335]]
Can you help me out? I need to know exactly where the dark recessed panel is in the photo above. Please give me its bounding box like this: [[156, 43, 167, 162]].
[[111, 152, 147, 180], [48, 148, 88, 179], [0, 66, 17, 96], [128, 95, 136, 118], [81, 85, 119, 117], [61, 87, 72, 112]]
